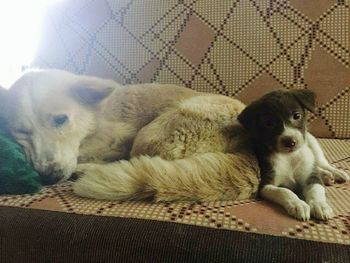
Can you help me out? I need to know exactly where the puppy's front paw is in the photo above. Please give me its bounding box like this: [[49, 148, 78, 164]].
[[318, 165, 349, 184], [309, 200, 334, 220], [317, 168, 334, 186], [286, 199, 310, 221], [332, 167, 349, 183]]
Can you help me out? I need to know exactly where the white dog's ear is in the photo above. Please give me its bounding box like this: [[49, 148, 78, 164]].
[[70, 85, 113, 105]]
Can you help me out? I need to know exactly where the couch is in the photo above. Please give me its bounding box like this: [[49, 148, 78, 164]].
[[1, 0, 349, 262]]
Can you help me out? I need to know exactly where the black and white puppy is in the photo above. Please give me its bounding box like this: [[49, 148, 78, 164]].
[[238, 89, 349, 221]]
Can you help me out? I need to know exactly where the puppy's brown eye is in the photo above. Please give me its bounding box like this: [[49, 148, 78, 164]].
[[292, 112, 302, 120]]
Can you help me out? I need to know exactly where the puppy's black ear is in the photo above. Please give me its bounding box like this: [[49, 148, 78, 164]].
[[290, 89, 316, 113], [237, 103, 258, 132], [70, 85, 113, 105]]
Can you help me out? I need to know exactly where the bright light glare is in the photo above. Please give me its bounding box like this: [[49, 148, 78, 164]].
[[0, 0, 61, 88]]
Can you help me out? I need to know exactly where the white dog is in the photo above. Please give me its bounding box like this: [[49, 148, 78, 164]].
[[0, 69, 260, 201]]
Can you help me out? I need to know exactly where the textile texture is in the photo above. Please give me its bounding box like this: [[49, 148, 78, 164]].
[[1, 206, 349, 263], [1, 139, 349, 246], [33, 0, 350, 138], [5, 1, 349, 260]]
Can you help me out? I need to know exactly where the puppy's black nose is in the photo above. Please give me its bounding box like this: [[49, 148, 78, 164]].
[[281, 137, 296, 149]]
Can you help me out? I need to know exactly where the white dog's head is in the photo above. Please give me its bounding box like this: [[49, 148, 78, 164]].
[[0, 69, 115, 184]]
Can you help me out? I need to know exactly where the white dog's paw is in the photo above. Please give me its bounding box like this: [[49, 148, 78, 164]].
[[74, 163, 100, 177], [285, 199, 310, 221], [309, 200, 334, 221]]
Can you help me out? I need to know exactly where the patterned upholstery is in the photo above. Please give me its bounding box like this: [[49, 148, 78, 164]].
[[33, 0, 350, 138], [1, 2, 350, 252], [1, 139, 350, 245]]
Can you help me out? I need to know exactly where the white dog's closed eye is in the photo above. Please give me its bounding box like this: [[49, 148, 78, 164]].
[[51, 114, 69, 128]]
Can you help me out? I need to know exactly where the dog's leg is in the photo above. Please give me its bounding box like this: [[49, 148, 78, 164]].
[[260, 184, 310, 221], [302, 176, 334, 220], [315, 166, 334, 186], [306, 133, 349, 183]]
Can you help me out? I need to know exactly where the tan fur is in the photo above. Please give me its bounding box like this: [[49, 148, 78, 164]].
[[74, 152, 259, 202], [78, 82, 199, 163], [1, 69, 260, 201], [131, 95, 245, 159], [74, 94, 260, 201]]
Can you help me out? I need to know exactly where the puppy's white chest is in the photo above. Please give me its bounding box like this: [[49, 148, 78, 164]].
[[271, 145, 315, 187]]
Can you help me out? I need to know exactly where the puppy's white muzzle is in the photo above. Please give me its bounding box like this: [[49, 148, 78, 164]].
[[277, 126, 304, 153]]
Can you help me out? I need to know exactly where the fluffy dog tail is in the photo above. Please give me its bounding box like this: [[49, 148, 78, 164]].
[[73, 152, 260, 202]]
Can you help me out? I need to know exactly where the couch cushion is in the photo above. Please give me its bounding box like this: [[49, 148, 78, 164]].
[[0, 139, 349, 247], [1, 206, 349, 263], [32, 0, 350, 138]]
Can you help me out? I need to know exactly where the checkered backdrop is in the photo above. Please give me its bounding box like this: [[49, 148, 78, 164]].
[[32, 0, 350, 138]]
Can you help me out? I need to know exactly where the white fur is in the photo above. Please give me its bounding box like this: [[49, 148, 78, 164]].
[[3, 70, 111, 180], [261, 131, 346, 221], [303, 183, 334, 220], [269, 143, 315, 188], [1, 69, 197, 182], [307, 133, 350, 182], [260, 185, 310, 221]]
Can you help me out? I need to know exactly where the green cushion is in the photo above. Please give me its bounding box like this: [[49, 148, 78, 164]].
[[0, 120, 41, 194]]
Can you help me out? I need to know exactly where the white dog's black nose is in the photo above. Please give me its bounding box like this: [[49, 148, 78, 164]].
[[281, 136, 297, 149], [39, 168, 64, 185], [40, 175, 62, 185]]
